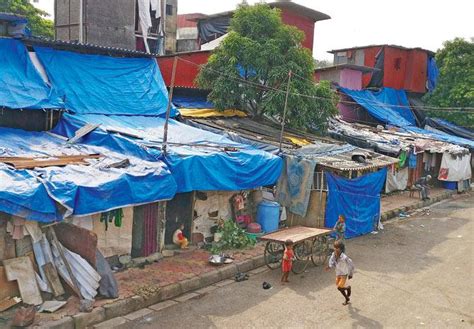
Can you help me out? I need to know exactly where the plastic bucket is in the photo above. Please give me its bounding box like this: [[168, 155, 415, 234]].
[[257, 201, 280, 233]]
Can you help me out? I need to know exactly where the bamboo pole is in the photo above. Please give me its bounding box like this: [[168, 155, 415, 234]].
[[162, 56, 178, 155], [279, 71, 292, 152]]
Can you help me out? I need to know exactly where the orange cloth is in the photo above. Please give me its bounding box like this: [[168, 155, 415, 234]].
[[282, 249, 294, 273], [336, 275, 347, 288]]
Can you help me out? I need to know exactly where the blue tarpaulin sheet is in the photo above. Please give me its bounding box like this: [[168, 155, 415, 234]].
[[405, 126, 474, 150], [34, 46, 177, 117], [0, 167, 58, 222], [0, 127, 176, 221], [173, 94, 214, 109], [325, 168, 387, 239], [340, 87, 474, 149], [340, 87, 416, 126], [53, 113, 283, 193], [427, 57, 439, 92], [425, 117, 474, 141], [0, 39, 63, 109]]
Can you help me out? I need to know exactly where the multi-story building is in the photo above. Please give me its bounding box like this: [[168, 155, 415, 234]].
[[54, 0, 178, 53]]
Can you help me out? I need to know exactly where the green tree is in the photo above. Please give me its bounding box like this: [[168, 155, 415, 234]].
[[424, 38, 474, 128], [196, 3, 338, 132], [0, 0, 54, 38]]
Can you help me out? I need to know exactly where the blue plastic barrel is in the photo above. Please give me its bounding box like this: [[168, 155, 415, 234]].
[[443, 181, 457, 190], [257, 201, 280, 233]]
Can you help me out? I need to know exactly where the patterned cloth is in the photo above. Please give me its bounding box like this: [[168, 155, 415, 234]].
[[276, 155, 317, 217]]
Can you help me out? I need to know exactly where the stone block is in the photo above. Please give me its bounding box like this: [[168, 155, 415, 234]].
[[162, 250, 175, 257], [252, 256, 266, 268], [37, 316, 74, 329], [123, 308, 154, 321], [141, 289, 163, 308], [199, 270, 221, 287], [160, 283, 183, 300], [174, 292, 200, 303], [217, 264, 238, 280], [236, 259, 254, 273], [103, 296, 142, 319], [93, 316, 128, 328], [179, 276, 201, 293], [73, 307, 106, 329], [148, 300, 178, 312]]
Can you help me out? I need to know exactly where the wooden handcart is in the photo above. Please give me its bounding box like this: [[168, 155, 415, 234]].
[[261, 226, 333, 274]]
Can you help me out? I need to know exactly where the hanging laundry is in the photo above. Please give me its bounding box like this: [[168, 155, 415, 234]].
[[100, 209, 124, 230]]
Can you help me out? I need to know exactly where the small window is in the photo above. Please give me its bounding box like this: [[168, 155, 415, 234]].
[[166, 4, 173, 16]]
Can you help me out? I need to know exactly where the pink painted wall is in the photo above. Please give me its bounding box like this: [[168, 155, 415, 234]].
[[340, 69, 363, 90]]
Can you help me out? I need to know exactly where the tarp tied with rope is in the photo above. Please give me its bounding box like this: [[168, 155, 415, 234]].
[[53, 113, 283, 193], [325, 168, 387, 239]]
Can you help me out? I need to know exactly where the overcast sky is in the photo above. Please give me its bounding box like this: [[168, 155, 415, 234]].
[[34, 0, 473, 60]]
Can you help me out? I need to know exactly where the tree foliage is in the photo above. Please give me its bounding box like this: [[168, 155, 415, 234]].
[[196, 3, 338, 132], [423, 38, 474, 128], [0, 0, 54, 38]]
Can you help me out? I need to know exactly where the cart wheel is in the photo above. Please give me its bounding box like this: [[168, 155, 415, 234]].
[[264, 241, 284, 270], [311, 236, 329, 266], [291, 241, 311, 274]]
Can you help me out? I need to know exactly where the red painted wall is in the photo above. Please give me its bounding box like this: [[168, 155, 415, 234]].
[[157, 51, 211, 88], [362, 46, 382, 87], [404, 49, 428, 93], [362, 46, 428, 92], [383, 47, 408, 90], [280, 9, 315, 52]]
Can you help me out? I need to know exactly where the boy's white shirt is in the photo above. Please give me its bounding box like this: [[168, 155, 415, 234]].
[[329, 252, 354, 276]]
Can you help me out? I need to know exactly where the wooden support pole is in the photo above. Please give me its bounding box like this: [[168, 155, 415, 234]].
[[163, 56, 178, 155], [279, 71, 292, 152]]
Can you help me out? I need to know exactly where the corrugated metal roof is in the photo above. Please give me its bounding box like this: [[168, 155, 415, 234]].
[[189, 1, 330, 22], [21, 36, 157, 58], [328, 44, 434, 55]]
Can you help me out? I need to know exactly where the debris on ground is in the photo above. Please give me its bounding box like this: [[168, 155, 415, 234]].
[[234, 272, 249, 282]]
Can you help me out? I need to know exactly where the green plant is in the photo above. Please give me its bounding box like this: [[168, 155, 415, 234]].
[[196, 3, 338, 133], [209, 220, 256, 254]]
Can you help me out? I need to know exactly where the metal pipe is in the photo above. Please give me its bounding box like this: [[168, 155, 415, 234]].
[[162, 56, 178, 155]]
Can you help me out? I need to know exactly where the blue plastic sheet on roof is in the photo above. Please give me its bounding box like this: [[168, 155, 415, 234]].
[[340, 87, 416, 127], [0, 127, 176, 221], [339, 87, 474, 149], [425, 117, 474, 141], [0, 167, 59, 222], [325, 168, 387, 239], [34, 46, 177, 117], [173, 94, 214, 109], [405, 126, 474, 150], [427, 57, 439, 92], [0, 39, 63, 109], [53, 113, 283, 193]]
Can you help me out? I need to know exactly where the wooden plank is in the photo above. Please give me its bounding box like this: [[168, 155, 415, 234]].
[[0, 266, 20, 301], [0, 154, 102, 169], [0, 297, 21, 312], [54, 223, 97, 267], [0, 217, 16, 261], [261, 226, 332, 243], [3, 257, 42, 305], [42, 263, 65, 297]]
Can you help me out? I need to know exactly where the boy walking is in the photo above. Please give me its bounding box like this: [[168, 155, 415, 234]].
[[326, 241, 354, 305]]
